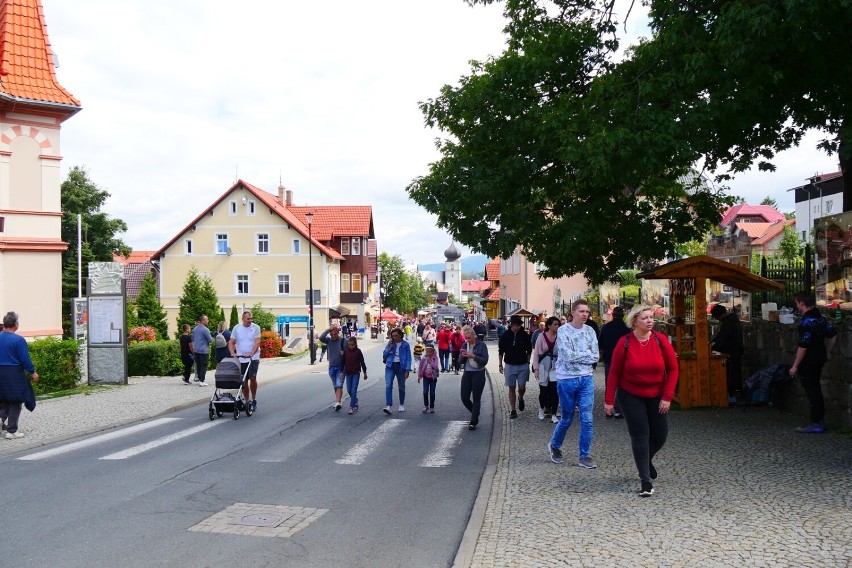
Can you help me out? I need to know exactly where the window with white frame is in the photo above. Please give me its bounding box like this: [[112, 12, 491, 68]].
[[276, 273, 291, 295], [352, 274, 362, 293], [351, 237, 360, 256], [341, 273, 350, 293], [341, 238, 350, 255], [216, 233, 229, 254], [363, 238, 368, 256], [292, 239, 301, 255], [257, 233, 269, 254], [248, 200, 256, 215], [825, 200, 834, 214], [229, 201, 237, 215], [236, 274, 249, 295], [185, 239, 193, 254]]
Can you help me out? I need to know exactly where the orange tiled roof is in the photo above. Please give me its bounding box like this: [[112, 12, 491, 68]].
[[752, 219, 796, 246], [485, 259, 500, 281], [114, 251, 156, 265], [0, 0, 80, 108], [481, 286, 500, 301], [153, 180, 344, 262], [462, 279, 490, 293], [287, 205, 374, 241], [734, 222, 773, 239]]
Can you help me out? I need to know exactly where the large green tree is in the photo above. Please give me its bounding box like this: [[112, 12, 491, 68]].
[[61, 166, 130, 336], [408, 0, 850, 284], [378, 253, 431, 315], [175, 267, 222, 337], [136, 273, 169, 340]]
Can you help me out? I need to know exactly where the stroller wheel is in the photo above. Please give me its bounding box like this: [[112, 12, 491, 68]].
[[208, 405, 215, 420], [233, 408, 240, 420], [216, 410, 223, 417]]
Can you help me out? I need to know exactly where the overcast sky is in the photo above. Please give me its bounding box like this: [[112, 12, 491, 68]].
[[42, 0, 840, 266]]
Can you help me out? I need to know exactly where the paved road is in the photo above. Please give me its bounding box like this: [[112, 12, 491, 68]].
[[1, 343, 493, 568]]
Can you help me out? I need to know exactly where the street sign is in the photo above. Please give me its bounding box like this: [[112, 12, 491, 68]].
[[304, 289, 321, 305], [277, 315, 310, 324]]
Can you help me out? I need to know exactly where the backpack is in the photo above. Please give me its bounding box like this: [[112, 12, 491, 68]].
[[623, 331, 663, 352], [214, 333, 227, 349]]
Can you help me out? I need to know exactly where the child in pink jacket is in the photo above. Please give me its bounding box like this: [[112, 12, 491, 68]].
[[418, 344, 440, 413]]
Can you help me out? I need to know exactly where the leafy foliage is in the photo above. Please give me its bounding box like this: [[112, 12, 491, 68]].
[[229, 305, 239, 328], [175, 267, 222, 337], [776, 224, 804, 262], [379, 253, 432, 315], [409, 0, 850, 284], [135, 273, 169, 340], [250, 303, 276, 332], [60, 166, 130, 337], [128, 326, 157, 344], [30, 338, 81, 394], [127, 340, 183, 376]]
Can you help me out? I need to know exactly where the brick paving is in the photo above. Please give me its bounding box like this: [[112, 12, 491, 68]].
[[467, 348, 852, 567]]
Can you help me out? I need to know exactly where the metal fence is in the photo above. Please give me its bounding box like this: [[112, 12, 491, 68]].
[[753, 247, 813, 316]]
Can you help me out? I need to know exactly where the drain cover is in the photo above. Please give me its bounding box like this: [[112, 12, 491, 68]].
[[190, 503, 328, 538]]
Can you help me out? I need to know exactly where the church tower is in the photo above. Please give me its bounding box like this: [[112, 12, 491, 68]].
[[0, 0, 81, 337], [443, 242, 462, 301]]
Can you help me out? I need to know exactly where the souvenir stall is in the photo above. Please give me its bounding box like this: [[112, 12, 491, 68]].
[[637, 256, 783, 409]]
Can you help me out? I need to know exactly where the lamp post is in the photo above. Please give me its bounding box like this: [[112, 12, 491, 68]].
[[377, 265, 383, 340], [307, 212, 316, 365]]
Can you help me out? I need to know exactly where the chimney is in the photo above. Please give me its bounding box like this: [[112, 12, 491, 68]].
[[286, 189, 293, 207], [277, 182, 286, 205]]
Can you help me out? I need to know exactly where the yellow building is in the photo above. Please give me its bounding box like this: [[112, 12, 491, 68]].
[[153, 180, 346, 339], [0, 0, 81, 338]]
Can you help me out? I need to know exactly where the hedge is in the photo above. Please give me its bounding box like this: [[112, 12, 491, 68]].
[[127, 340, 184, 376], [29, 337, 81, 395]]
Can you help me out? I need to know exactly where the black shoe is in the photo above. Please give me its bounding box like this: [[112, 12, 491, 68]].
[[548, 444, 563, 464], [468, 423, 476, 431], [605, 413, 613, 419], [510, 410, 518, 419], [614, 412, 624, 419], [639, 481, 654, 497], [649, 461, 657, 480], [518, 396, 525, 411], [183, 379, 191, 385]]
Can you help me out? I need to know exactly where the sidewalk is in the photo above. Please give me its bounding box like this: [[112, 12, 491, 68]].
[[461, 350, 852, 567]]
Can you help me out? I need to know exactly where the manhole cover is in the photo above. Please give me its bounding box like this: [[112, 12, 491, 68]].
[[228, 512, 293, 527], [190, 503, 328, 538]]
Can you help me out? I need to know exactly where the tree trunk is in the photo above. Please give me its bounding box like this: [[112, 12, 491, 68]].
[[840, 129, 851, 213]]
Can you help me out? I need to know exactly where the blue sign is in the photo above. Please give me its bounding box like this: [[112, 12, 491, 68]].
[[277, 315, 310, 324]]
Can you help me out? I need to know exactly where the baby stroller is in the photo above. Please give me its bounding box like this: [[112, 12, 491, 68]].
[[208, 357, 254, 420]]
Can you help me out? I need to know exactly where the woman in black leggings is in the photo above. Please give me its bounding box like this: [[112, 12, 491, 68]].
[[459, 325, 489, 430]]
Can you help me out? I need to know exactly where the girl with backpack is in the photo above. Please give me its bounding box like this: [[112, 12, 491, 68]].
[[214, 321, 231, 364], [531, 316, 560, 423]]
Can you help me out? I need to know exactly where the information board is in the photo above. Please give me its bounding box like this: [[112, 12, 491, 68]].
[[88, 295, 124, 345]]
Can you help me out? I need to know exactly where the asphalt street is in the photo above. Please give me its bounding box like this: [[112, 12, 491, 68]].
[[1, 347, 493, 568]]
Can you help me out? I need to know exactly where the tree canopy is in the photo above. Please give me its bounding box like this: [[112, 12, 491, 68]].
[[408, 0, 850, 284], [175, 267, 222, 337], [135, 273, 169, 340], [60, 166, 130, 336], [378, 252, 432, 315]]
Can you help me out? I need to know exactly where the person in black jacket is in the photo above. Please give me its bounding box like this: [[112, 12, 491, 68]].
[[710, 304, 744, 405], [498, 315, 533, 419], [599, 306, 629, 418]]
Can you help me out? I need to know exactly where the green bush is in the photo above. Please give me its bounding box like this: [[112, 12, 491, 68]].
[[128, 340, 183, 376], [29, 337, 81, 395]]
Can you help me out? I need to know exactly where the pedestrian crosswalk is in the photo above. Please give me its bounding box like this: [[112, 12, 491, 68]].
[[16, 416, 472, 468]]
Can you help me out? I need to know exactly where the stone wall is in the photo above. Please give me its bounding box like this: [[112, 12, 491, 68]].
[[741, 314, 852, 430]]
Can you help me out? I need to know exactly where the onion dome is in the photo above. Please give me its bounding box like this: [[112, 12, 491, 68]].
[[444, 242, 461, 262]]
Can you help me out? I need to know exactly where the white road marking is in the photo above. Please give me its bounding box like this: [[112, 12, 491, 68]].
[[100, 420, 224, 460], [17, 418, 182, 461], [335, 419, 404, 465], [419, 421, 469, 467]]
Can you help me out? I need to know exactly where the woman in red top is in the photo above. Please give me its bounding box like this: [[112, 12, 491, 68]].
[[450, 325, 465, 374], [604, 304, 679, 497], [436, 324, 453, 372]]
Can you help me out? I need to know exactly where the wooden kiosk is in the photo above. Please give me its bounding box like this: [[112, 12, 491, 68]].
[[637, 256, 783, 409]]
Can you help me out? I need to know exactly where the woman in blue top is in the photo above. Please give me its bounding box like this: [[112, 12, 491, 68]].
[[382, 328, 412, 415], [459, 325, 489, 430], [0, 312, 39, 439]]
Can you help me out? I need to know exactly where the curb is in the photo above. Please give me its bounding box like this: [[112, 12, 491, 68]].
[[453, 365, 501, 568]]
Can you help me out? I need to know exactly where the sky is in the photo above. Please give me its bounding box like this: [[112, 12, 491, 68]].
[[41, 0, 840, 267]]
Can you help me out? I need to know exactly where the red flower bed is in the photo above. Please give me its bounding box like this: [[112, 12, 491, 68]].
[[259, 331, 283, 358]]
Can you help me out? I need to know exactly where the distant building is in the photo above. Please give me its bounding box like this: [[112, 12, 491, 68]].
[[498, 247, 588, 318], [114, 251, 157, 301], [789, 171, 844, 242], [418, 242, 464, 300], [0, 0, 81, 337]]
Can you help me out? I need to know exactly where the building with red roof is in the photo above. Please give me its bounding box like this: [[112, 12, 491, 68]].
[[152, 180, 376, 338], [0, 0, 81, 337]]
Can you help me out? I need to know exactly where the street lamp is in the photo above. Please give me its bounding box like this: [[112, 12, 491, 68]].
[[307, 211, 316, 365], [377, 265, 383, 340]]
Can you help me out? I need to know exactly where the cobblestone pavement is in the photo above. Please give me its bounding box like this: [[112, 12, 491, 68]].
[[467, 349, 852, 568]]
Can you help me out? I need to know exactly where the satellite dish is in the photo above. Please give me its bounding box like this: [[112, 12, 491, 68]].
[[226, 247, 233, 256]]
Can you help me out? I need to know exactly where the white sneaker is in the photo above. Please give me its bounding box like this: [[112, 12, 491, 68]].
[[398, 405, 405, 412], [551, 414, 559, 424], [5, 431, 24, 439], [198, 381, 209, 387], [383, 405, 392, 415], [538, 409, 545, 421]]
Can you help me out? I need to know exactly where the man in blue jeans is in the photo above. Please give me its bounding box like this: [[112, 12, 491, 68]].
[[548, 299, 599, 469], [382, 328, 412, 414]]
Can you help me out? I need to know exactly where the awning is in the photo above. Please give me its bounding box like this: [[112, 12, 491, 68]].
[[506, 308, 537, 318], [637, 255, 784, 292], [329, 305, 351, 318]]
